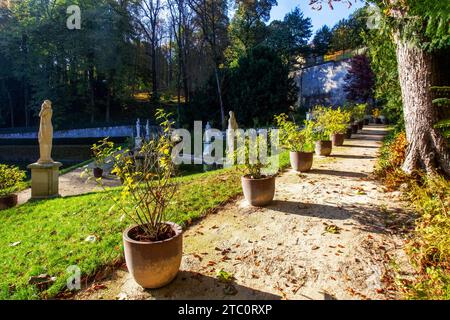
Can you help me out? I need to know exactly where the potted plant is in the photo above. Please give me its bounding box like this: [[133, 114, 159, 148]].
[[93, 110, 182, 289], [91, 138, 115, 178], [351, 104, 366, 131], [275, 114, 315, 172], [345, 125, 353, 139], [229, 131, 276, 207], [328, 107, 351, 147], [372, 108, 382, 124], [0, 164, 26, 210], [312, 106, 333, 156]]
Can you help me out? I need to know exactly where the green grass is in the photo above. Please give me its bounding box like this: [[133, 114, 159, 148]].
[[0, 152, 290, 299], [59, 159, 94, 175]]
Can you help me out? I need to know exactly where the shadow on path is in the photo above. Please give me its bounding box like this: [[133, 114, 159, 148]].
[[267, 200, 396, 235], [331, 154, 376, 160], [358, 130, 388, 136], [143, 271, 282, 300], [342, 144, 379, 149], [267, 201, 352, 220], [307, 169, 368, 179]]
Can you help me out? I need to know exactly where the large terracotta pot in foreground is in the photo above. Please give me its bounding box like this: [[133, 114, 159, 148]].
[[331, 133, 345, 147], [290, 151, 313, 172], [0, 194, 18, 210], [241, 175, 275, 207], [123, 222, 183, 289], [315, 140, 332, 156]]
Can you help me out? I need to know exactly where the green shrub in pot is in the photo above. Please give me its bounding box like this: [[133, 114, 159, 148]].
[[0, 164, 26, 210], [275, 113, 315, 172], [91, 138, 115, 178], [328, 107, 351, 146], [228, 131, 276, 207], [92, 109, 183, 289]]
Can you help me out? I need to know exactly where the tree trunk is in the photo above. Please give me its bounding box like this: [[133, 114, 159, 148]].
[[214, 65, 226, 130], [151, 44, 158, 101], [395, 35, 450, 176], [1, 80, 14, 128]]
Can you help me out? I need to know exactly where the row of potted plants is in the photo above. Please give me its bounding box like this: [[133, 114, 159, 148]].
[[0, 106, 375, 292], [240, 106, 354, 209]]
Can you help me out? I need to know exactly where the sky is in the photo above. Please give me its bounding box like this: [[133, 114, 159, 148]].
[[270, 0, 367, 35]]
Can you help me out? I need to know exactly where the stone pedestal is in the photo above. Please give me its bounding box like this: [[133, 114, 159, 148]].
[[27, 162, 62, 199]]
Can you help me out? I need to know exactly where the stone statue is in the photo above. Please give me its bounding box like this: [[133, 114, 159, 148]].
[[38, 100, 54, 164], [136, 118, 141, 138], [226, 111, 239, 159], [228, 111, 238, 131], [145, 120, 150, 140]]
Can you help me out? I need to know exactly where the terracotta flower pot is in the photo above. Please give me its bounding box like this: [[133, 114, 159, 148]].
[[331, 133, 345, 147], [351, 124, 359, 134], [290, 151, 313, 172], [241, 175, 275, 207], [123, 222, 183, 289], [345, 127, 352, 139], [0, 194, 18, 210], [93, 167, 103, 178], [358, 121, 364, 130], [315, 140, 332, 156]]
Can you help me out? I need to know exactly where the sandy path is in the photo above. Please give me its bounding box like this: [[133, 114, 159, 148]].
[[17, 163, 121, 205], [74, 125, 414, 300]]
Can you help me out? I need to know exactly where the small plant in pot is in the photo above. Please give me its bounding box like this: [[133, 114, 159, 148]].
[[91, 138, 115, 178], [93, 110, 182, 289], [229, 132, 277, 207], [275, 114, 315, 172], [345, 126, 353, 139], [352, 103, 367, 130], [312, 106, 333, 156], [372, 108, 382, 124], [328, 107, 351, 147], [0, 164, 26, 210]]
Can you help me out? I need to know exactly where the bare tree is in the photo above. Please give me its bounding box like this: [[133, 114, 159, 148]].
[[167, 0, 192, 108], [188, 0, 229, 129], [131, 0, 164, 100]]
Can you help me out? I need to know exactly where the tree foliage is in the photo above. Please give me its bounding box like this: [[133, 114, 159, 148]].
[[344, 54, 375, 104], [225, 46, 294, 127], [312, 25, 332, 55]]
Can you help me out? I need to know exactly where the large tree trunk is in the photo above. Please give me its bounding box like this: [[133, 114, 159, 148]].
[[395, 35, 450, 176]]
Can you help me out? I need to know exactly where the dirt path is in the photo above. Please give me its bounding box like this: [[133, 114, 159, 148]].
[[17, 163, 121, 205], [75, 125, 414, 300]]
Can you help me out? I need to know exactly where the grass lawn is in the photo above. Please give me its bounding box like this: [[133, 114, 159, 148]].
[[0, 153, 290, 299]]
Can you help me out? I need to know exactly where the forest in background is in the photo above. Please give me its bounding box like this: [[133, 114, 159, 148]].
[[0, 0, 369, 130]]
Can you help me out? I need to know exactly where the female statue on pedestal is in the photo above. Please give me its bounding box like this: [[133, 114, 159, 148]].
[[38, 100, 54, 164]]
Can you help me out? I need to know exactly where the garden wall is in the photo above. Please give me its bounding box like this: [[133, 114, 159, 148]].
[[296, 59, 351, 110]]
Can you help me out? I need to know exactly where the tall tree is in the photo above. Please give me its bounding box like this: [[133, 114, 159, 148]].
[[188, 0, 229, 129], [312, 25, 332, 55], [266, 6, 312, 66], [227, 0, 276, 63], [344, 54, 375, 104], [131, 0, 164, 101]]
